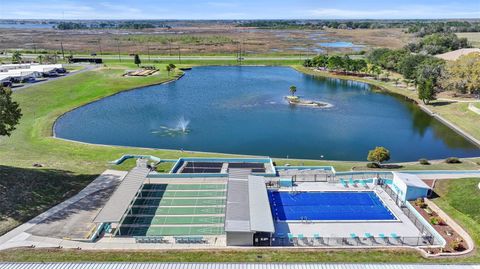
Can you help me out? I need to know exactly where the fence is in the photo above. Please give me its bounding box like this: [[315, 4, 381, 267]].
[[271, 235, 433, 247], [379, 184, 441, 246]]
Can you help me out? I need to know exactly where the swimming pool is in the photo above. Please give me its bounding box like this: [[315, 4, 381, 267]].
[[268, 191, 396, 221]]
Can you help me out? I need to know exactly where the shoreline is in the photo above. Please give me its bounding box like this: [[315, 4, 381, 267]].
[[49, 65, 480, 163], [294, 66, 480, 149]]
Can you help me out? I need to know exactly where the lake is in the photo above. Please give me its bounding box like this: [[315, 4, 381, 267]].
[[54, 66, 480, 161]]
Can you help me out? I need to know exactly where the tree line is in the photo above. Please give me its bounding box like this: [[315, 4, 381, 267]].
[[236, 20, 480, 32], [55, 21, 159, 30]]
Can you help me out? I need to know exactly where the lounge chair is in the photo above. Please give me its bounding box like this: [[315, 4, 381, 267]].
[[391, 233, 402, 244], [340, 179, 348, 188], [297, 234, 305, 245], [365, 233, 373, 239], [313, 233, 323, 245], [349, 178, 357, 187], [287, 233, 296, 244], [360, 180, 368, 188]]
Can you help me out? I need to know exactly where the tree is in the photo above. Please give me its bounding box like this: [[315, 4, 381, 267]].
[[165, 65, 172, 76], [327, 55, 344, 71], [440, 53, 480, 95], [418, 79, 435, 104], [0, 85, 22, 136], [134, 54, 141, 67], [37, 55, 44, 64], [367, 146, 391, 165], [289, 85, 297, 96], [11, 51, 22, 63]]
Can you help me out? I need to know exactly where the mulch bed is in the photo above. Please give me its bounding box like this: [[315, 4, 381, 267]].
[[411, 201, 466, 254]]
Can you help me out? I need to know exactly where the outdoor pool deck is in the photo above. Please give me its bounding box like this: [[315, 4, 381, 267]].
[[272, 182, 423, 240]]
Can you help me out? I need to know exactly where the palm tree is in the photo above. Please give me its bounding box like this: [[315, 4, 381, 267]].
[[166, 65, 172, 76], [12, 51, 22, 63], [37, 55, 44, 64], [289, 85, 297, 96]]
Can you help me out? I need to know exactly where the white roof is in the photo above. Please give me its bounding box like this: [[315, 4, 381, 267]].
[[393, 172, 431, 189], [94, 167, 149, 223], [225, 176, 274, 233], [436, 48, 480, 61]]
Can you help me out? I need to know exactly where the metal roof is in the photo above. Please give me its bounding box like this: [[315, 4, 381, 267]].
[[225, 178, 250, 232], [248, 175, 274, 233], [224, 176, 274, 233], [393, 172, 431, 189], [94, 167, 149, 223], [0, 263, 478, 269]]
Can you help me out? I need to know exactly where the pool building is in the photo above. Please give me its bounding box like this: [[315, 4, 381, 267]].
[[1, 156, 449, 250], [85, 156, 441, 248]]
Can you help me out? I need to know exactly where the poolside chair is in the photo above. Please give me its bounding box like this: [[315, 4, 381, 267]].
[[391, 233, 402, 244], [340, 178, 348, 188], [297, 234, 305, 245], [349, 178, 357, 187], [379, 233, 388, 244], [360, 180, 368, 188], [313, 233, 323, 245], [349, 233, 360, 245], [287, 233, 296, 244]]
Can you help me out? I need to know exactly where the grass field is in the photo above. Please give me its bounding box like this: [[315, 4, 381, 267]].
[[431, 178, 480, 262], [456, 32, 480, 48]]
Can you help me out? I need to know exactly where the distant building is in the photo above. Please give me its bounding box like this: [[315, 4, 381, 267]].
[[69, 58, 103, 64]]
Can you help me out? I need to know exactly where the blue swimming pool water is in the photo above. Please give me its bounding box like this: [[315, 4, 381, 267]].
[[268, 191, 396, 221]]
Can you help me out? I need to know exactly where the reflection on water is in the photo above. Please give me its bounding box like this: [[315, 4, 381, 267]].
[[54, 66, 480, 161]]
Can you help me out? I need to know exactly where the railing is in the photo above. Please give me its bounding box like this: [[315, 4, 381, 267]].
[[379, 184, 442, 246], [271, 235, 434, 247]]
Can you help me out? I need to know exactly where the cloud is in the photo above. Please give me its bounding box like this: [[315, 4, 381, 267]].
[[308, 5, 480, 19]]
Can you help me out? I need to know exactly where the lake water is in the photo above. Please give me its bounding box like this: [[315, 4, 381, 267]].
[[54, 66, 480, 161], [0, 23, 55, 29]]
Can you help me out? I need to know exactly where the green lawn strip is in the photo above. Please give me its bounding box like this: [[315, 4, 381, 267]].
[[0, 249, 428, 262], [431, 178, 480, 262]]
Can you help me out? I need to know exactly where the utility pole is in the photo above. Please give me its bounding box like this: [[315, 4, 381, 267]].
[[147, 46, 151, 62], [60, 41, 65, 59], [178, 46, 181, 64], [98, 38, 103, 56], [116, 39, 122, 62]]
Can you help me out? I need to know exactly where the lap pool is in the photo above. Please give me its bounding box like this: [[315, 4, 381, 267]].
[[268, 191, 396, 221]]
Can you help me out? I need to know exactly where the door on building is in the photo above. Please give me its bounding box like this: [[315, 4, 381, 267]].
[[253, 232, 271, 246]]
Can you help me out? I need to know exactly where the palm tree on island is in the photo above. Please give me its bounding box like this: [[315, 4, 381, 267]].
[[289, 85, 297, 97]]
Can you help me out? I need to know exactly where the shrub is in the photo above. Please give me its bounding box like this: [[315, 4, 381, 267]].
[[415, 198, 427, 208], [366, 162, 381, 169], [445, 157, 461, 164], [419, 158, 430, 165], [430, 216, 440, 225], [450, 240, 465, 251]]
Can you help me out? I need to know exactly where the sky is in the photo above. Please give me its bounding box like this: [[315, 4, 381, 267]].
[[0, 0, 479, 20]]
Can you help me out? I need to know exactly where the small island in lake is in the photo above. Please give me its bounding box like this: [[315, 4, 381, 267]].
[[285, 85, 333, 108]]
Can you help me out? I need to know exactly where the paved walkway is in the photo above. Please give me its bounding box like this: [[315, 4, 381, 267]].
[[469, 103, 480, 115], [0, 170, 127, 250]]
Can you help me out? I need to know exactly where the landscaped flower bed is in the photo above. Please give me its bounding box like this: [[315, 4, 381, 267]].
[[411, 198, 466, 254]]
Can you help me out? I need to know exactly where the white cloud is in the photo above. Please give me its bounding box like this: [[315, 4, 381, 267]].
[[308, 5, 480, 19]]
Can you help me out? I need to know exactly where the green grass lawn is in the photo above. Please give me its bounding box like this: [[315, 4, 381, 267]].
[[431, 178, 480, 262]]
